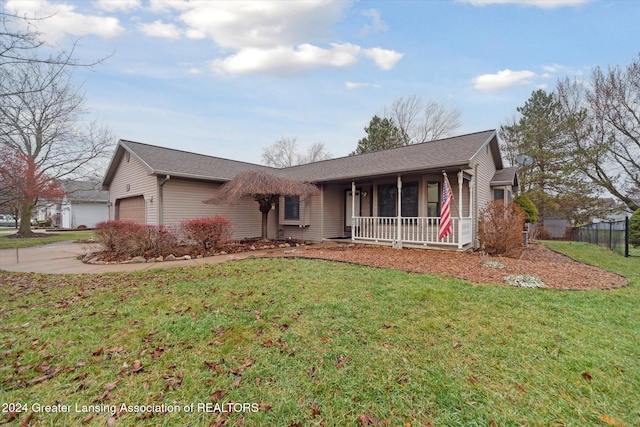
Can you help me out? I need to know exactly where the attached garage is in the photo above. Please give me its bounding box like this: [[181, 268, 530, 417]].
[[116, 196, 146, 223]]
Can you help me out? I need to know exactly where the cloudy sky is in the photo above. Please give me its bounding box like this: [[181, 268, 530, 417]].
[[5, 0, 639, 164]]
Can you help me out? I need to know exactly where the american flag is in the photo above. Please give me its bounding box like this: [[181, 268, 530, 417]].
[[439, 175, 453, 240]]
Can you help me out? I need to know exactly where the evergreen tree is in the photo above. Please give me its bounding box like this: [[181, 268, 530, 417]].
[[499, 89, 605, 224], [630, 209, 640, 248], [514, 194, 539, 224], [350, 115, 409, 155]]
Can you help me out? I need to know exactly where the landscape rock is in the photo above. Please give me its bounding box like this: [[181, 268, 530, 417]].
[[165, 254, 176, 261], [129, 256, 146, 264]]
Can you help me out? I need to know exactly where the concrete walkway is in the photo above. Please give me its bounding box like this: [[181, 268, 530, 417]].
[[0, 240, 293, 274]]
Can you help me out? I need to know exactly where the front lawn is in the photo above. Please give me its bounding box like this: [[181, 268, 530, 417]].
[[0, 243, 638, 426], [0, 230, 95, 250]]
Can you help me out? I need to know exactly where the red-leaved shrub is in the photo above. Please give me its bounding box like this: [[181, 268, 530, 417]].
[[133, 224, 179, 257], [478, 201, 525, 257], [95, 220, 179, 259], [181, 216, 233, 252], [94, 220, 145, 258]]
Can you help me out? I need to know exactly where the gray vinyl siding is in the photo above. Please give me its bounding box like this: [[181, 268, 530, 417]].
[[108, 154, 158, 225], [161, 178, 277, 239], [322, 185, 345, 239], [280, 184, 346, 241], [280, 192, 323, 241], [471, 143, 499, 246], [473, 144, 499, 213]]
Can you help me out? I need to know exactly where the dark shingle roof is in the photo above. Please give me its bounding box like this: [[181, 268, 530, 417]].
[[103, 140, 277, 187], [281, 130, 498, 182], [490, 166, 518, 186], [103, 130, 501, 187], [61, 180, 109, 202]]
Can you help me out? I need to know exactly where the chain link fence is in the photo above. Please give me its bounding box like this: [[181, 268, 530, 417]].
[[570, 217, 639, 257]]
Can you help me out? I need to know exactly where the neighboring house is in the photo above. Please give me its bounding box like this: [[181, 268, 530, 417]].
[[101, 130, 517, 250], [59, 180, 109, 229], [37, 180, 109, 229]]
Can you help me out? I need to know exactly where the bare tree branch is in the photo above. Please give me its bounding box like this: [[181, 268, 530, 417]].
[[384, 96, 462, 144]]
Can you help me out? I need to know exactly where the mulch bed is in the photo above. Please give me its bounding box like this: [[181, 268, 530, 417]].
[[269, 242, 627, 290]]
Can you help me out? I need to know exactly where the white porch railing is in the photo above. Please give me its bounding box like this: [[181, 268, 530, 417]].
[[352, 216, 473, 248]]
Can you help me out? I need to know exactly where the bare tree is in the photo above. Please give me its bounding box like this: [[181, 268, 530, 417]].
[[299, 142, 332, 164], [204, 170, 319, 239], [1, 10, 108, 99], [0, 60, 114, 234], [261, 137, 331, 168], [385, 96, 462, 144], [556, 54, 640, 212]]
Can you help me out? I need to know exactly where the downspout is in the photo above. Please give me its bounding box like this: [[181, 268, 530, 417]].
[[158, 175, 170, 225]]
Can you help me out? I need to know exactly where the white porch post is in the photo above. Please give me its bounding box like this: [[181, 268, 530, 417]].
[[396, 175, 402, 249], [458, 171, 463, 249], [351, 181, 356, 242]]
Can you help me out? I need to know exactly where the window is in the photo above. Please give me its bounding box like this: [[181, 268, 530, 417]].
[[284, 196, 300, 220], [493, 188, 505, 201], [427, 181, 440, 217], [378, 185, 396, 217], [402, 183, 419, 217], [377, 182, 419, 217]]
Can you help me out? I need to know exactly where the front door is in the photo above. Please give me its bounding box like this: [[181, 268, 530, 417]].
[[345, 190, 360, 234]]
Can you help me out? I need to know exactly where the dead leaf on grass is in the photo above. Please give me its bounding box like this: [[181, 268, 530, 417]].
[[131, 359, 143, 373], [598, 414, 625, 426], [581, 372, 593, 381], [358, 413, 381, 425], [336, 355, 350, 369], [81, 414, 95, 424], [27, 366, 63, 384], [19, 412, 34, 426], [310, 402, 321, 418], [211, 390, 227, 401]]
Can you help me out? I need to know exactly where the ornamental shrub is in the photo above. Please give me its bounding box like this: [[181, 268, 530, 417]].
[[630, 208, 640, 248], [134, 224, 179, 257], [478, 201, 526, 257], [514, 194, 539, 224], [95, 220, 179, 259], [94, 220, 145, 258], [182, 216, 233, 252]]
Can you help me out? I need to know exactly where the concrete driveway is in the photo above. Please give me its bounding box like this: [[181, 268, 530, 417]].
[[0, 240, 289, 274]]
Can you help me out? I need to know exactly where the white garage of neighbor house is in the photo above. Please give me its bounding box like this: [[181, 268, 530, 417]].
[[37, 180, 109, 229], [101, 130, 518, 250]]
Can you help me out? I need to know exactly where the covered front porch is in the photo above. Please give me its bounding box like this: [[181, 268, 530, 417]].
[[346, 170, 474, 250]]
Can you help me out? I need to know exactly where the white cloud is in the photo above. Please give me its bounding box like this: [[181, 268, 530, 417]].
[[138, 20, 181, 39], [360, 9, 388, 36], [472, 69, 536, 90], [5, 0, 124, 43], [458, 0, 592, 8], [94, 0, 141, 12], [211, 43, 362, 76], [137, 1, 403, 75], [164, 1, 348, 49], [362, 47, 404, 70], [346, 81, 381, 90]]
